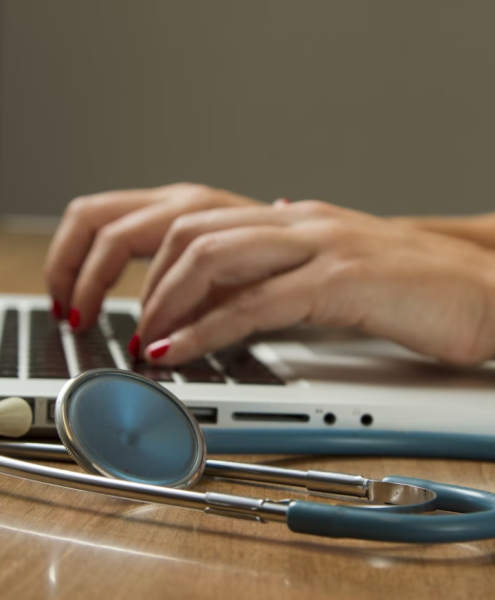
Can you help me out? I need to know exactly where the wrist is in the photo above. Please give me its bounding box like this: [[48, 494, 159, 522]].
[[448, 270, 495, 366], [390, 214, 495, 251]]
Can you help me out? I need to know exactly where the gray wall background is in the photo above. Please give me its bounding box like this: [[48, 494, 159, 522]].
[[0, 1, 494, 219]]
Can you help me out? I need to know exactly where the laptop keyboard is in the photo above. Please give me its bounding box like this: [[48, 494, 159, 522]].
[[1, 308, 285, 385], [0, 310, 19, 378]]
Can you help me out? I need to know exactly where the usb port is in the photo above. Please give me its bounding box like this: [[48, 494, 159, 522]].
[[47, 399, 56, 423], [189, 407, 218, 424]]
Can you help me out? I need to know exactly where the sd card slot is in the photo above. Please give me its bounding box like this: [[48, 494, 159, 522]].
[[232, 412, 309, 423]]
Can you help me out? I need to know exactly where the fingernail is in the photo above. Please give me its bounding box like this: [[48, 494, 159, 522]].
[[148, 338, 171, 359], [128, 334, 141, 358], [273, 198, 291, 207], [51, 299, 63, 320], [68, 308, 80, 329]]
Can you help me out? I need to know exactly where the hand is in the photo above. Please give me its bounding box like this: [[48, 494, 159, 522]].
[[136, 200, 495, 366], [44, 183, 260, 328]]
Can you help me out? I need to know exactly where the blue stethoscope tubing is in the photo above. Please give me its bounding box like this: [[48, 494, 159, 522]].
[[288, 476, 495, 544], [203, 428, 495, 460]]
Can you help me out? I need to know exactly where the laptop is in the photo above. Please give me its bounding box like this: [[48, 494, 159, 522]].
[[2, 292, 495, 455]]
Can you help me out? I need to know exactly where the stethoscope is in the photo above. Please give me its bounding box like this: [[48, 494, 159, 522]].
[[0, 368, 495, 544]]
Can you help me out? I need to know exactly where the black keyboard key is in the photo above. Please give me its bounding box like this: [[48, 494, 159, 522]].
[[30, 370, 71, 379], [73, 326, 117, 371], [177, 358, 226, 383], [214, 346, 285, 385], [0, 368, 18, 377], [0, 309, 19, 377], [29, 310, 70, 379], [132, 361, 174, 382], [107, 312, 138, 344]]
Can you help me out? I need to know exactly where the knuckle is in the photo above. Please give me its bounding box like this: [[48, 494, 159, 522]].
[[167, 215, 198, 249], [186, 234, 224, 265], [305, 220, 348, 248], [156, 182, 196, 196], [190, 183, 212, 196], [181, 183, 212, 201], [65, 195, 93, 219], [298, 200, 332, 217], [65, 192, 117, 221], [321, 218, 355, 244], [172, 181, 196, 190], [94, 223, 123, 251]]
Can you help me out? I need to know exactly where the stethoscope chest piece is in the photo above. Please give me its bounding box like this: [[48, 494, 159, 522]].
[[55, 369, 206, 489]]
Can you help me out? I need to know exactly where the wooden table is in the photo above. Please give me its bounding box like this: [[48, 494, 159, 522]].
[[0, 231, 494, 600]]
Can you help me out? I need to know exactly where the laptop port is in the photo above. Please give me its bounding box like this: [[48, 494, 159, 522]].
[[47, 399, 56, 423], [360, 414, 373, 426], [324, 413, 336, 425], [189, 407, 218, 424], [232, 412, 310, 423]]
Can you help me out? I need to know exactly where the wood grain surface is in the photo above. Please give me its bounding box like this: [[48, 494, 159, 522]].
[[0, 231, 494, 600]]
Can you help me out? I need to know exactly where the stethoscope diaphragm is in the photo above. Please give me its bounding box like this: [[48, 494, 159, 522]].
[[55, 369, 206, 489]]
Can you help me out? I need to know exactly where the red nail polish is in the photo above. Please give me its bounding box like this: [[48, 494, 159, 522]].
[[149, 339, 171, 359], [128, 334, 141, 358], [68, 308, 80, 329], [51, 299, 62, 320], [273, 198, 291, 206]]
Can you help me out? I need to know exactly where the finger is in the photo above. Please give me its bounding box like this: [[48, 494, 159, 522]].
[[68, 200, 188, 330], [44, 189, 158, 316], [141, 204, 296, 305], [138, 226, 315, 346], [143, 265, 315, 365]]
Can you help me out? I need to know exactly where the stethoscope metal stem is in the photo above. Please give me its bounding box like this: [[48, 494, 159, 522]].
[[4, 442, 495, 543], [0, 441, 436, 512], [204, 460, 369, 496], [0, 442, 72, 461], [0, 452, 288, 522]]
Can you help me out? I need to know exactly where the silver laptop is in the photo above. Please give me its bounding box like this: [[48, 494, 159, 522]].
[[1, 293, 495, 453]]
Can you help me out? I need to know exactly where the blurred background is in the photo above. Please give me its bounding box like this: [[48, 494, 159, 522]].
[[0, 0, 494, 228]]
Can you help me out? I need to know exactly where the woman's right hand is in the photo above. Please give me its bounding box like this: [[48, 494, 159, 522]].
[[43, 183, 261, 329], [136, 200, 495, 367]]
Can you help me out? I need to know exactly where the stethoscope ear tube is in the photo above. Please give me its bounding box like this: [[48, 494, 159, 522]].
[[287, 476, 495, 543]]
